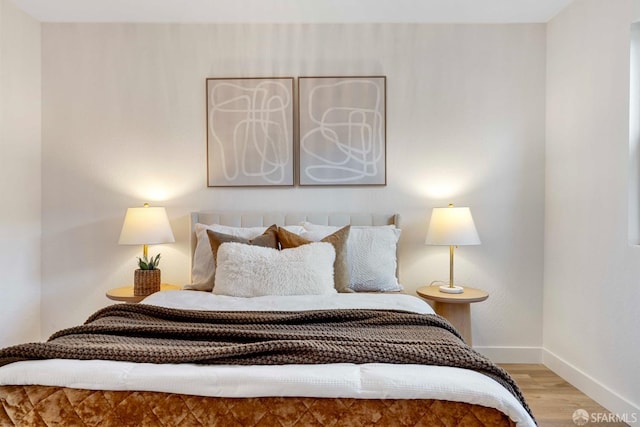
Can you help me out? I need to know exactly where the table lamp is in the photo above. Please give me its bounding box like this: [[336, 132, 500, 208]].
[[118, 203, 175, 295], [425, 203, 481, 294]]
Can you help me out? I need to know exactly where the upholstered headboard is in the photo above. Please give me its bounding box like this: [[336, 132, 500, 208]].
[[190, 211, 400, 262]]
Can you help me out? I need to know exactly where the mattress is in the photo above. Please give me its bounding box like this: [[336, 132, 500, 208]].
[[0, 292, 535, 426]]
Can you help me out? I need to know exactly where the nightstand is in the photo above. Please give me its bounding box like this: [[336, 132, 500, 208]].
[[416, 285, 488, 346], [106, 283, 182, 303]]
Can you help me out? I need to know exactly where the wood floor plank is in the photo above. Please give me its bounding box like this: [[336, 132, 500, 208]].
[[500, 364, 630, 427]]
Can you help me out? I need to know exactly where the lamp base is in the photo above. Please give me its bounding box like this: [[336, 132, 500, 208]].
[[439, 285, 464, 294]]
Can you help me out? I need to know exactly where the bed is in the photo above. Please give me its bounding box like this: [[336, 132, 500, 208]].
[[0, 212, 536, 426]]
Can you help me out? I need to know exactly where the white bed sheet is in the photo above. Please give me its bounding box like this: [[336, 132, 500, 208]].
[[142, 290, 435, 313], [0, 292, 535, 427]]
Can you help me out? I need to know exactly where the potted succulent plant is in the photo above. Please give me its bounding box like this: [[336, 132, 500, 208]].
[[134, 254, 162, 296]]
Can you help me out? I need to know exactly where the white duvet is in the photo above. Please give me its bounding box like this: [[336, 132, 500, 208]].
[[0, 292, 535, 426]]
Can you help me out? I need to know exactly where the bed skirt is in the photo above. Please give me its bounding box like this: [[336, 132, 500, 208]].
[[0, 385, 517, 426]]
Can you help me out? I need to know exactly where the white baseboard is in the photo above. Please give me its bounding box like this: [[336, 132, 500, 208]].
[[473, 346, 542, 363], [542, 349, 640, 426]]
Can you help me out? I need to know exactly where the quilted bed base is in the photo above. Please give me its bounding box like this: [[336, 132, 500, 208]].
[[0, 385, 516, 427]]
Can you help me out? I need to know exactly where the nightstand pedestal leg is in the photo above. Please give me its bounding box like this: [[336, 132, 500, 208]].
[[434, 302, 472, 346]]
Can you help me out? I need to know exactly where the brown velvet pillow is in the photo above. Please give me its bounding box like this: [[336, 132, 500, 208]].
[[207, 224, 279, 289], [277, 225, 352, 293]]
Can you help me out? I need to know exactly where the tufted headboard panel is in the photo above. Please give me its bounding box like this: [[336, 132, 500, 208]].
[[190, 211, 400, 267]]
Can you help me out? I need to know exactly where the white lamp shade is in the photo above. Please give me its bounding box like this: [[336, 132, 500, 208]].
[[425, 206, 481, 246], [118, 206, 175, 245]]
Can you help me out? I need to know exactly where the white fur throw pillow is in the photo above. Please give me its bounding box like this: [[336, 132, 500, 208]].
[[213, 242, 337, 297]]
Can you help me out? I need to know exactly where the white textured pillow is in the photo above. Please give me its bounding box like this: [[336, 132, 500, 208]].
[[188, 223, 304, 291], [301, 222, 401, 240], [213, 242, 337, 297], [300, 222, 402, 292]]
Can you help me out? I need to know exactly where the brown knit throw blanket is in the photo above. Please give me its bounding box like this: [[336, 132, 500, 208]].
[[0, 304, 534, 421]]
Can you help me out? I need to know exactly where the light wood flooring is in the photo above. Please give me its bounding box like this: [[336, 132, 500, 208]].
[[500, 364, 630, 427]]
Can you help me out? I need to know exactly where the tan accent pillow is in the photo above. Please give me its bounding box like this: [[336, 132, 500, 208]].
[[277, 225, 352, 293], [206, 224, 279, 290]]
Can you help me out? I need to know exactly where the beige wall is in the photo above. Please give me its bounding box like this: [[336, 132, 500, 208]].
[[1, 1, 635, 417], [0, 0, 41, 346], [40, 23, 546, 358], [545, 0, 640, 417]]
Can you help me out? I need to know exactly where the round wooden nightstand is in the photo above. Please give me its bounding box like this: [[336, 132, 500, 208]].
[[416, 285, 488, 346], [106, 283, 182, 303]]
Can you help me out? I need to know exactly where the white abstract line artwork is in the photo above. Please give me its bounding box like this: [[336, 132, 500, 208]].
[[299, 77, 386, 186], [207, 78, 293, 186]]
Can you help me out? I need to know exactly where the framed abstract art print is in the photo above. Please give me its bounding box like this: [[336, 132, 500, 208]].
[[298, 76, 386, 186], [206, 77, 294, 187]]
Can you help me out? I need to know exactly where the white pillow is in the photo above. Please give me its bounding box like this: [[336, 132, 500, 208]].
[[301, 222, 401, 239], [188, 223, 304, 291], [213, 242, 337, 297], [300, 222, 402, 292]]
